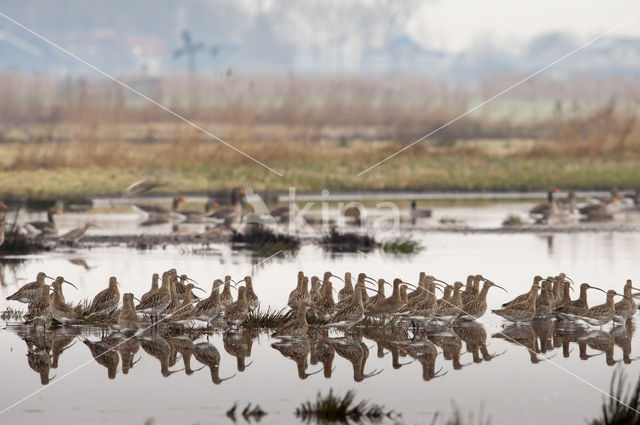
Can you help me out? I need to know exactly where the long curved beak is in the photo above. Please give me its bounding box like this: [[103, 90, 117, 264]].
[[186, 277, 199, 285], [401, 281, 419, 290], [44, 274, 56, 281], [364, 275, 377, 284], [615, 292, 633, 301], [63, 280, 78, 290], [193, 286, 207, 293], [489, 282, 508, 293], [219, 372, 237, 383], [330, 274, 344, 282], [587, 285, 607, 294], [364, 285, 384, 296], [133, 296, 142, 304], [563, 280, 574, 292], [564, 276, 575, 285], [305, 367, 324, 377], [631, 286, 640, 292]]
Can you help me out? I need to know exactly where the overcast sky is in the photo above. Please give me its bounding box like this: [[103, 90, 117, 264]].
[[408, 0, 640, 52]]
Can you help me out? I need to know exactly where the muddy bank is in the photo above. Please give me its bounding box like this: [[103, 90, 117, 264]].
[[18, 223, 637, 251]]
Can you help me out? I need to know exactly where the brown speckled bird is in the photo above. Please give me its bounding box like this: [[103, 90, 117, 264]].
[[614, 280, 640, 322], [6, 272, 51, 304], [338, 272, 354, 302], [24, 284, 52, 330], [136, 271, 171, 322], [288, 274, 311, 309], [493, 287, 538, 323], [459, 279, 507, 320], [502, 276, 543, 307], [117, 293, 141, 333], [224, 286, 249, 330], [580, 290, 626, 327], [193, 279, 224, 324], [86, 277, 120, 317], [220, 275, 234, 306], [272, 301, 312, 339], [553, 283, 605, 321]]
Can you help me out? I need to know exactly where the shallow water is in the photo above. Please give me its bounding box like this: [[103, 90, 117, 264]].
[[12, 197, 640, 237], [1, 227, 640, 424]]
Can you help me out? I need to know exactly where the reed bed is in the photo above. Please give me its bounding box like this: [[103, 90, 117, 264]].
[[0, 213, 48, 254], [231, 224, 300, 256], [295, 389, 398, 423], [590, 369, 640, 425], [245, 307, 294, 328], [501, 214, 525, 227], [1, 307, 24, 321], [381, 238, 422, 254], [226, 403, 267, 423], [321, 229, 377, 253]]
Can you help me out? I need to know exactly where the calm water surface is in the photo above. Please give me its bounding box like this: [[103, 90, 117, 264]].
[[1, 214, 640, 424]]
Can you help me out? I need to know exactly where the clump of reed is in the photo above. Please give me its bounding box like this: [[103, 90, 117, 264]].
[[244, 307, 293, 328], [359, 317, 398, 328], [381, 238, 422, 254], [71, 299, 91, 317], [232, 224, 300, 256], [226, 403, 267, 423], [439, 217, 464, 225], [296, 389, 397, 423], [1, 307, 24, 321], [0, 213, 47, 254], [589, 369, 640, 425], [321, 228, 377, 253], [501, 214, 524, 227]]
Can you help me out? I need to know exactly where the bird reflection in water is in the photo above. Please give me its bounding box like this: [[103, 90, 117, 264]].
[[309, 328, 335, 378], [223, 328, 258, 372], [82, 337, 120, 379], [5, 316, 637, 386], [139, 333, 184, 377], [272, 338, 324, 379], [328, 335, 381, 382]]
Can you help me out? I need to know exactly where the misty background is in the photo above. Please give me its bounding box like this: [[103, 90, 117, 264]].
[[1, 0, 640, 83]]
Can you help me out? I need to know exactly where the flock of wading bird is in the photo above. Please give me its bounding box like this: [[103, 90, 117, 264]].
[[4, 269, 639, 338], [5, 271, 639, 385]]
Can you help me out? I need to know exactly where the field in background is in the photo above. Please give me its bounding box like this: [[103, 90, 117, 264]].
[[0, 71, 639, 196]]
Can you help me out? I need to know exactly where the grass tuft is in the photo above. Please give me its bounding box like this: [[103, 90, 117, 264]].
[[589, 369, 640, 425], [0, 212, 48, 254], [296, 389, 397, 423], [226, 403, 267, 423], [321, 228, 377, 253], [1, 307, 24, 321], [232, 224, 300, 256], [502, 214, 524, 227], [245, 307, 293, 328], [381, 238, 422, 254]]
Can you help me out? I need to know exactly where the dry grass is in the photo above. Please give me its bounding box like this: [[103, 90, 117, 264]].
[[1, 72, 639, 196], [1, 138, 639, 196]]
